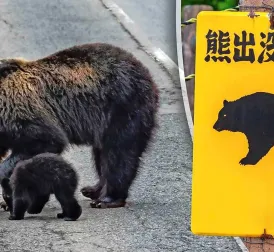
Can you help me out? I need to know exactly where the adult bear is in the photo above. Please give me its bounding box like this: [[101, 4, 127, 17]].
[[0, 43, 159, 208], [213, 92, 274, 166]]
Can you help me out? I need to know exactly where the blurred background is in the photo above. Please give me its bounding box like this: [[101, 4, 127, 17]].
[[180, 0, 239, 119], [181, 0, 238, 12]]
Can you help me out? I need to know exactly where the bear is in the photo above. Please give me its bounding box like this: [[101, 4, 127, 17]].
[[0, 43, 159, 209], [213, 92, 274, 166], [0, 152, 82, 220]]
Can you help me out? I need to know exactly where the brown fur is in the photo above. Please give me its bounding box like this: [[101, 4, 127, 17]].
[[0, 43, 159, 208]]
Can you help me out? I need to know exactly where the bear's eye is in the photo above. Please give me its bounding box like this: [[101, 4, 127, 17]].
[[223, 114, 227, 117]]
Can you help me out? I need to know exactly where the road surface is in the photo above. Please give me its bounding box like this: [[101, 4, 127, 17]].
[[0, 0, 242, 251]]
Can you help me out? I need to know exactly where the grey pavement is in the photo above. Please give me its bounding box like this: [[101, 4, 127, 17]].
[[113, 0, 178, 64], [0, 0, 242, 251]]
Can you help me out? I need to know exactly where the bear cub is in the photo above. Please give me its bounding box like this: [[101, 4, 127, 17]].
[[1, 153, 82, 221]]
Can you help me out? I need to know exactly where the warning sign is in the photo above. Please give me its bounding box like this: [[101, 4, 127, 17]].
[[191, 11, 274, 237]]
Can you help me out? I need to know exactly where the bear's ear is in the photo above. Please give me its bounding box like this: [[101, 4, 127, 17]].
[[1, 177, 10, 190], [223, 100, 229, 106]]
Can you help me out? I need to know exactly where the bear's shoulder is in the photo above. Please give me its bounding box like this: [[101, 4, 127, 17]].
[[233, 92, 274, 104]]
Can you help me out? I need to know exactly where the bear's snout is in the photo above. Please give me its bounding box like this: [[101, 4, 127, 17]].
[[213, 121, 222, 132]]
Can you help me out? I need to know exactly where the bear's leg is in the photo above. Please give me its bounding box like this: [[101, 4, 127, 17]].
[[81, 147, 103, 200], [27, 195, 50, 214], [0, 153, 29, 179], [91, 119, 153, 208], [56, 201, 67, 219], [63, 198, 82, 221], [0, 121, 68, 181], [9, 198, 28, 220], [0, 132, 12, 161], [240, 136, 273, 165], [0, 153, 31, 209], [56, 198, 68, 219], [91, 147, 142, 208], [13, 121, 69, 157], [93, 147, 102, 177], [55, 190, 82, 221], [57, 210, 66, 219]]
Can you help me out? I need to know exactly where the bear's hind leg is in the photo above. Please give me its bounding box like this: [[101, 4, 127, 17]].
[[81, 147, 103, 200], [0, 120, 69, 180], [91, 116, 154, 208], [240, 136, 273, 165], [27, 195, 50, 214], [0, 153, 32, 210], [92, 147, 140, 208], [56, 201, 68, 219], [55, 190, 82, 221], [63, 198, 82, 221], [57, 210, 66, 219]]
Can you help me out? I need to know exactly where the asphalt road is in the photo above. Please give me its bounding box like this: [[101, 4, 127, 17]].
[[113, 0, 178, 64], [0, 0, 242, 251]]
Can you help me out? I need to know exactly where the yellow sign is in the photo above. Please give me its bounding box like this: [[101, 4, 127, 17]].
[[192, 11, 274, 237]]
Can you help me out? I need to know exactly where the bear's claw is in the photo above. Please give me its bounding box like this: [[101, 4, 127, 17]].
[[239, 159, 247, 166], [81, 185, 101, 200], [239, 157, 259, 166], [0, 201, 9, 211], [57, 212, 65, 219], [90, 198, 126, 209]]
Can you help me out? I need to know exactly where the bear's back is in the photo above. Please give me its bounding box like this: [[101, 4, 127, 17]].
[[11, 153, 77, 191], [237, 92, 274, 108], [241, 92, 274, 101], [39, 43, 136, 67]]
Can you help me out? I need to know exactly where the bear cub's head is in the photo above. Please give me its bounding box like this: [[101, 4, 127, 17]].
[[213, 99, 241, 133], [1, 177, 13, 212]]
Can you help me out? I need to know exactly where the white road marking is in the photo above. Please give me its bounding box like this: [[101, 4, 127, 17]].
[[175, 0, 193, 139]]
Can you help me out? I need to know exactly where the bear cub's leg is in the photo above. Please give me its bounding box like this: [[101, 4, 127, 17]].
[[55, 190, 82, 221], [56, 204, 67, 219], [9, 197, 28, 220], [63, 198, 82, 221], [27, 195, 50, 214], [240, 136, 273, 165]]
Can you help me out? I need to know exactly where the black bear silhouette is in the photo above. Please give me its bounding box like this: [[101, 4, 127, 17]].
[[213, 92, 274, 166]]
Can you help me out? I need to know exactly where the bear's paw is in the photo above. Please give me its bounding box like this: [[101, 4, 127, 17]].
[[239, 157, 258, 166]]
